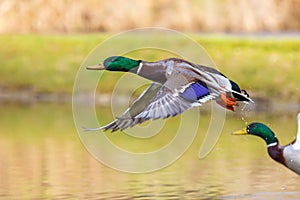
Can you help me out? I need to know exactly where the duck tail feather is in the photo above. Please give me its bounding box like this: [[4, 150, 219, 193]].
[[229, 89, 254, 103]]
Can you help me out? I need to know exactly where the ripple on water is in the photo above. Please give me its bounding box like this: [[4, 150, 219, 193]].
[[222, 191, 300, 200]]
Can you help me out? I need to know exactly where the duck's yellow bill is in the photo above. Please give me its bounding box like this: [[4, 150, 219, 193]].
[[233, 128, 248, 135], [86, 64, 105, 70]]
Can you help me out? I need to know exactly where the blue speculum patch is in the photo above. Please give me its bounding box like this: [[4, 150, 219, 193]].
[[180, 81, 209, 102]]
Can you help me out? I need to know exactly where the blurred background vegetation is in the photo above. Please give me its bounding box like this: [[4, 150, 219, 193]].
[[1, 0, 299, 33], [0, 0, 299, 102]]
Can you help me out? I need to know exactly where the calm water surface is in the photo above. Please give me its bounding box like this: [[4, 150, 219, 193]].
[[1, 103, 300, 199]]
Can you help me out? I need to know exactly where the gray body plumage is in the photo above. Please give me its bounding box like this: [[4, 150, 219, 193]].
[[283, 113, 300, 175], [283, 146, 300, 175]]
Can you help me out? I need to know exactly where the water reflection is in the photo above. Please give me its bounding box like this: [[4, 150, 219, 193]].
[[0, 103, 299, 199]]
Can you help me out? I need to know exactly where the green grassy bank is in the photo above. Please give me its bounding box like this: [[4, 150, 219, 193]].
[[0, 34, 299, 101]]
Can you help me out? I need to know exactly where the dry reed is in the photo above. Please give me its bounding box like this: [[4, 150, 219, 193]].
[[0, 0, 299, 33]]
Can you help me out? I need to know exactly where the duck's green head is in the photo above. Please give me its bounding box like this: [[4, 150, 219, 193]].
[[234, 122, 278, 145], [86, 56, 141, 72]]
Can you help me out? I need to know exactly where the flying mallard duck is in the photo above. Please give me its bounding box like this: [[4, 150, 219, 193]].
[[233, 113, 300, 175], [86, 56, 253, 132]]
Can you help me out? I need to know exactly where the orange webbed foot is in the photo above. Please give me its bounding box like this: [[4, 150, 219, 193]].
[[221, 92, 239, 107]]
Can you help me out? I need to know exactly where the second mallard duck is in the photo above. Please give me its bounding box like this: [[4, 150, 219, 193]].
[[86, 56, 253, 132], [234, 113, 300, 175]]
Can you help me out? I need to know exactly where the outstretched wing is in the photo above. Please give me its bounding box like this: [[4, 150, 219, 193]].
[[84, 82, 162, 132], [101, 85, 193, 132], [85, 76, 217, 132], [134, 85, 191, 119], [135, 80, 217, 120]]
